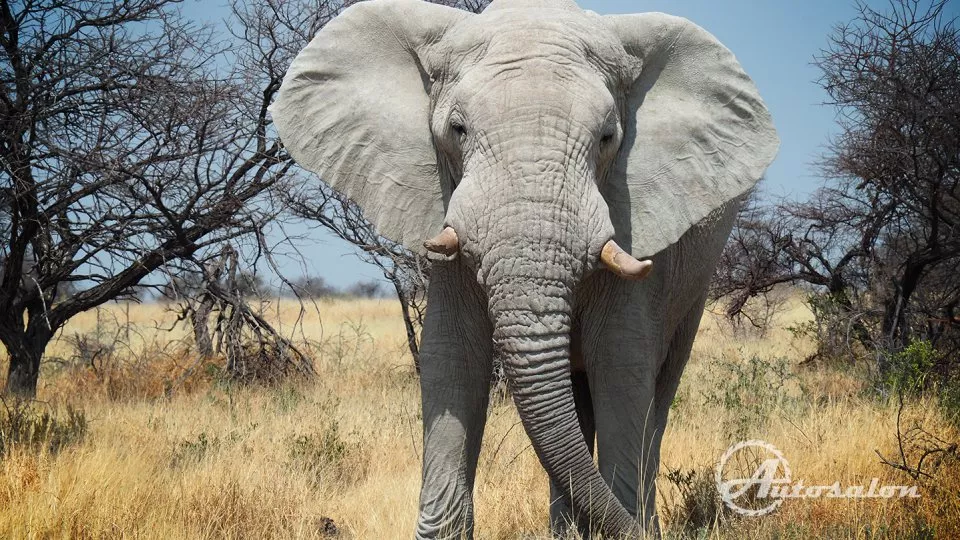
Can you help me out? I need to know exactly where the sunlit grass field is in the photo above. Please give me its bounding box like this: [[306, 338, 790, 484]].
[[0, 296, 957, 538]]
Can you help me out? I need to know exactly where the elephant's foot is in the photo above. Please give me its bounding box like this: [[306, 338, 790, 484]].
[[549, 493, 592, 538], [415, 495, 474, 540]]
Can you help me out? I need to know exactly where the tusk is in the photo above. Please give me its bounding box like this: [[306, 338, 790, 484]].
[[423, 226, 459, 255], [600, 240, 653, 280]]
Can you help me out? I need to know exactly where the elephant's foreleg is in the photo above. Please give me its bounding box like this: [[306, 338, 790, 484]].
[[549, 370, 596, 538], [591, 362, 658, 531], [642, 293, 711, 534], [416, 263, 493, 540], [588, 294, 711, 536], [654, 294, 708, 431], [574, 272, 660, 533]]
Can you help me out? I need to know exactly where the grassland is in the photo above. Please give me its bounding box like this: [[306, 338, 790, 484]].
[[0, 297, 957, 538]]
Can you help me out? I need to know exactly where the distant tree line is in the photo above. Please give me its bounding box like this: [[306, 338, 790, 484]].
[[159, 272, 386, 301]]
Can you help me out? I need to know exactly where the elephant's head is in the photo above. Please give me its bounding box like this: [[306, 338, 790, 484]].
[[271, 0, 777, 534]]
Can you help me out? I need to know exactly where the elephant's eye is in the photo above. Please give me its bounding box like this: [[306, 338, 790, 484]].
[[451, 120, 466, 138], [600, 133, 614, 145]]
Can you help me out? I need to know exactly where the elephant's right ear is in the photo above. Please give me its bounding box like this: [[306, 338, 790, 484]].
[[270, 0, 470, 253]]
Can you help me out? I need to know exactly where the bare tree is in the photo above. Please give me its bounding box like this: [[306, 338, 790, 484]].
[[713, 188, 881, 359], [715, 0, 959, 373], [0, 0, 314, 396], [285, 186, 431, 371], [818, 0, 960, 351], [172, 247, 315, 382], [710, 191, 798, 328]]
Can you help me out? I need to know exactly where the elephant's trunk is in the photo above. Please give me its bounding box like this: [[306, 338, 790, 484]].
[[488, 263, 640, 538]]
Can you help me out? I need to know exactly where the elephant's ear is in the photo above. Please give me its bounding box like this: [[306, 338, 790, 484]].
[[270, 0, 470, 253], [603, 13, 779, 259]]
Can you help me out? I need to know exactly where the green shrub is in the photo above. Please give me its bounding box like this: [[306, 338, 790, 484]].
[[785, 293, 854, 362], [699, 354, 797, 441], [288, 425, 347, 470], [883, 339, 939, 394], [170, 423, 258, 468], [271, 384, 305, 414], [286, 420, 367, 486], [170, 432, 221, 467], [0, 398, 87, 458], [939, 379, 960, 427]]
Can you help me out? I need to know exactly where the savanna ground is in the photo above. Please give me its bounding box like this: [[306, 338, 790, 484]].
[[0, 296, 957, 539]]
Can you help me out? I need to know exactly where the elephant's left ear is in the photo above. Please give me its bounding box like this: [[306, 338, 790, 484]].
[[603, 13, 779, 259]]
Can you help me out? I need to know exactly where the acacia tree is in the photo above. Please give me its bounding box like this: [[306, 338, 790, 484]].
[[715, 0, 959, 369], [0, 0, 310, 396], [820, 0, 959, 348]]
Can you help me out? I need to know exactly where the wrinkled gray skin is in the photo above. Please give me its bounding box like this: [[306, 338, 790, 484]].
[[271, 0, 779, 537]]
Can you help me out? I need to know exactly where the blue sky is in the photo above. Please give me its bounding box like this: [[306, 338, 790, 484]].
[[184, 0, 958, 288]]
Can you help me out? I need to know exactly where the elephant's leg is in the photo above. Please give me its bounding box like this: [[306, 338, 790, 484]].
[[639, 294, 711, 534], [549, 371, 595, 538], [573, 271, 658, 532], [587, 293, 710, 536], [590, 360, 658, 531], [653, 294, 708, 440], [416, 263, 493, 540]]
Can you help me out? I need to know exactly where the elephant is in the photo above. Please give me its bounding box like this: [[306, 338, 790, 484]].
[[270, 0, 778, 537]]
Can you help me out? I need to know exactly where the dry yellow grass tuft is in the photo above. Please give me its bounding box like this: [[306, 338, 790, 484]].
[[0, 297, 957, 539]]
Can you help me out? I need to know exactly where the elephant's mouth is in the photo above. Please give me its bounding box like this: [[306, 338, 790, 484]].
[[423, 226, 652, 280]]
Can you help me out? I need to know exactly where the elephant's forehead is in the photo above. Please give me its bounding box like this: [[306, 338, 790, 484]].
[[443, 8, 627, 76], [483, 18, 599, 59]]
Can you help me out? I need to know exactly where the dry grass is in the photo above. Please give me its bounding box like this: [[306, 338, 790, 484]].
[[0, 296, 957, 539]]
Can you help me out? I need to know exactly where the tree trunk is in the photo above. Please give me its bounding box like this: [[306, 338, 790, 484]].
[[882, 261, 926, 347], [192, 293, 216, 359], [393, 281, 421, 374], [3, 336, 47, 398], [878, 260, 927, 377], [826, 274, 873, 355]]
